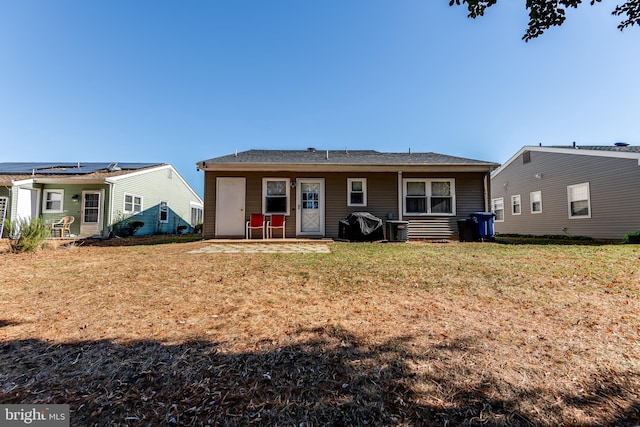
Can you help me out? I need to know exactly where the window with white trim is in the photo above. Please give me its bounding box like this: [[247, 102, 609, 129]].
[[530, 191, 542, 214], [43, 189, 64, 213], [492, 198, 504, 221], [124, 193, 143, 214], [511, 194, 521, 215], [403, 179, 455, 215], [190, 206, 203, 226], [347, 178, 367, 206], [567, 182, 591, 219], [263, 178, 290, 215], [159, 201, 169, 223]]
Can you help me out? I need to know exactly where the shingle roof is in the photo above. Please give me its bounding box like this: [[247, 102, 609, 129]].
[[0, 162, 165, 185], [200, 150, 497, 166], [550, 145, 640, 153], [0, 162, 161, 175]]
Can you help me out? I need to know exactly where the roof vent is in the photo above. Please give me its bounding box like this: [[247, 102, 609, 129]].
[[106, 162, 121, 172], [615, 142, 630, 147]]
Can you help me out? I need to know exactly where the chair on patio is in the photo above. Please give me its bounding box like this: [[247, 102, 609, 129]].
[[267, 214, 286, 239], [50, 216, 75, 238], [245, 214, 265, 239]]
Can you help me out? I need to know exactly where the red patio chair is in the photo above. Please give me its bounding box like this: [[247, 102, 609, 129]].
[[246, 214, 265, 239], [267, 214, 286, 239]]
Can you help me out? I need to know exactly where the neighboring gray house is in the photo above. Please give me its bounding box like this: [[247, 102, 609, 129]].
[[0, 162, 203, 238], [490, 144, 640, 240], [197, 149, 499, 240]]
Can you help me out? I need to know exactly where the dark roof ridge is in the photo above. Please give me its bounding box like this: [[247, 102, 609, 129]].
[[199, 149, 498, 166], [546, 145, 640, 153]]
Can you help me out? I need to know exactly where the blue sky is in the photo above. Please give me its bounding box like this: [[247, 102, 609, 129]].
[[1, 1, 639, 196]]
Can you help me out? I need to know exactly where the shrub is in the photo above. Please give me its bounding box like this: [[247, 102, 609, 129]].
[[109, 214, 145, 238], [623, 231, 640, 243], [193, 223, 203, 234], [3, 217, 50, 252], [127, 220, 145, 236]]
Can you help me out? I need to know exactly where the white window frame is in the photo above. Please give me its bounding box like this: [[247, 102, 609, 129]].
[[190, 203, 203, 226], [347, 178, 367, 207], [530, 191, 542, 214], [123, 193, 143, 215], [403, 178, 456, 216], [567, 182, 591, 219], [43, 189, 64, 213], [492, 197, 504, 222], [262, 178, 290, 215], [159, 201, 169, 223], [511, 194, 521, 216]]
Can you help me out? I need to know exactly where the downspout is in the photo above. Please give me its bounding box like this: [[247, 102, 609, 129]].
[[397, 171, 403, 220]]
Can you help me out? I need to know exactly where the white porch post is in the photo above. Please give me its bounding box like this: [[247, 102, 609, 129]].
[[483, 172, 489, 212], [397, 171, 403, 220]]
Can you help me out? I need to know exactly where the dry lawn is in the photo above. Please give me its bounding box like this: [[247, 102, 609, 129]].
[[1, 238, 639, 426]]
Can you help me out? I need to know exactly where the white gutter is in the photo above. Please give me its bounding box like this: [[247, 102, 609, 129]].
[[10, 178, 35, 186]]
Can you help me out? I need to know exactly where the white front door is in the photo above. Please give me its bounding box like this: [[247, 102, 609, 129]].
[[216, 177, 246, 236], [16, 188, 39, 221], [296, 178, 325, 236], [80, 191, 102, 235]]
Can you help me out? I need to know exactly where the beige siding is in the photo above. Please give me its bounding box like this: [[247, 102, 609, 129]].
[[403, 172, 488, 238], [204, 172, 280, 239], [491, 150, 640, 240], [204, 170, 489, 239], [325, 173, 398, 238], [203, 171, 217, 238], [204, 171, 398, 239]]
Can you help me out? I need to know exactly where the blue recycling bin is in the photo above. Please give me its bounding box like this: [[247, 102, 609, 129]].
[[469, 212, 496, 241]]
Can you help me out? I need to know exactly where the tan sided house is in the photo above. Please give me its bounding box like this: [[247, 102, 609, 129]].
[[490, 144, 640, 240], [197, 149, 499, 240], [0, 162, 203, 238]]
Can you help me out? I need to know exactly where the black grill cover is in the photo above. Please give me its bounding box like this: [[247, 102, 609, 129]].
[[338, 212, 384, 241]]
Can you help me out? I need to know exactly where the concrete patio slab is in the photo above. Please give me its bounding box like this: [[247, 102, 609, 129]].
[[188, 243, 332, 254]]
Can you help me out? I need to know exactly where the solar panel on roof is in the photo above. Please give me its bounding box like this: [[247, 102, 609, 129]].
[[0, 162, 160, 175]]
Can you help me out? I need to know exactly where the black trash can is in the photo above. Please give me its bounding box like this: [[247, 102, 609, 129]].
[[457, 219, 475, 242], [386, 220, 409, 242]]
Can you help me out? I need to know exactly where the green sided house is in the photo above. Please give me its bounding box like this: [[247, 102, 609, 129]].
[[197, 149, 499, 240], [0, 162, 203, 238]]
